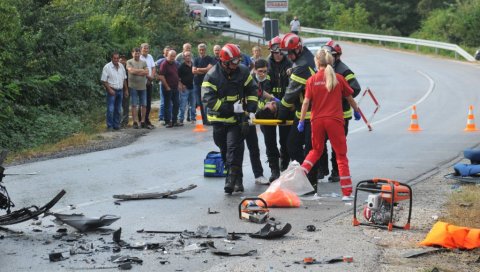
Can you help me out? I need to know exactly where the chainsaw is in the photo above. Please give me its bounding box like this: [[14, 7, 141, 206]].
[[238, 197, 269, 224], [353, 178, 412, 231]]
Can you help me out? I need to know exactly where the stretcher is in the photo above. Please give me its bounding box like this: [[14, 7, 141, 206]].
[[252, 119, 293, 126]]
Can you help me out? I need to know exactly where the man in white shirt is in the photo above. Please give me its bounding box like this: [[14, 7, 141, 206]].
[[101, 52, 128, 131], [290, 16, 301, 35], [140, 43, 156, 129]]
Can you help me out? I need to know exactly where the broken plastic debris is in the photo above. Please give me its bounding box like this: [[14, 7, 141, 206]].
[[49, 252, 66, 262], [249, 223, 292, 239], [51, 213, 120, 232]]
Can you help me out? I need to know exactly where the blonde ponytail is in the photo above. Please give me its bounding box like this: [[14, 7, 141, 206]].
[[315, 49, 338, 92]]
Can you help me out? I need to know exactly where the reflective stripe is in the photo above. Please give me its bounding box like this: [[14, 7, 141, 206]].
[[226, 95, 239, 102], [207, 115, 237, 123], [204, 169, 216, 173], [341, 185, 353, 188], [295, 111, 311, 119], [304, 160, 314, 167], [339, 176, 351, 180], [345, 74, 355, 81], [290, 74, 307, 85], [266, 75, 271, 80], [343, 108, 353, 119], [308, 67, 316, 76], [258, 101, 265, 110], [212, 100, 222, 111], [281, 99, 294, 108], [205, 164, 217, 169], [246, 95, 258, 102], [272, 87, 281, 94], [244, 74, 253, 86], [202, 81, 217, 91]]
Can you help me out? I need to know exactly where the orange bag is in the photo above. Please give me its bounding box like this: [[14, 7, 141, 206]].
[[258, 187, 301, 208], [420, 221, 480, 249]]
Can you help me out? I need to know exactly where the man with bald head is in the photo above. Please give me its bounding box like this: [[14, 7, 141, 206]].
[[176, 43, 192, 64], [158, 50, 181, 128]]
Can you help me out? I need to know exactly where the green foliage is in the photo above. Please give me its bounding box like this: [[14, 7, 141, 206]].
[[0, 0, 193, 151]]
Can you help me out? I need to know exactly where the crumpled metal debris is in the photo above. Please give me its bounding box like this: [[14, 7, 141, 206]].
[[249, 223, 292, 239]]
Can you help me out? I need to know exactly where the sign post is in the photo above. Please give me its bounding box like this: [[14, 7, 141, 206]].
[[265, 0, 288, 12]]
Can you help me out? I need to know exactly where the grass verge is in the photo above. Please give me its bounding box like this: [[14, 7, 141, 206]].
[[441, 184, 480, 228]]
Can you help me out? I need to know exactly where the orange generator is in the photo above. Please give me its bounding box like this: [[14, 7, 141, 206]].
[[353, 178, 412, 231]]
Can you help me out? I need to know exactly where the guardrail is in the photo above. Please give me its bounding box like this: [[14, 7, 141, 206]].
[[302, 27, 476, 62], [198, 24, 264, 44]]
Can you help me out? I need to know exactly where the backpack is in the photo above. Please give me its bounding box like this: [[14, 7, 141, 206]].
[[204, 151, 227, 177]]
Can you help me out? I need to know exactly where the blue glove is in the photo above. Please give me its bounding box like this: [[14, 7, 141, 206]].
[[297, 120, 305, 132], [273, 97, 280, 103], [354, 111, 361, 121]]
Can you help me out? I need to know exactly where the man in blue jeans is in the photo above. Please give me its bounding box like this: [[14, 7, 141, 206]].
[[158, 50, 181, 128], [101, 52, 128, 130], [178, 51, 196, 124], [193, 43, 214, 124]]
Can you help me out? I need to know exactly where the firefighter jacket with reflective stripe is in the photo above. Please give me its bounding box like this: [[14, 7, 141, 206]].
[[253, 75, 272, 111], [333, 59, 361, 120], [280, 46, 316, 120], [267, 54, 292, 100], [203, 63, 258, 124]]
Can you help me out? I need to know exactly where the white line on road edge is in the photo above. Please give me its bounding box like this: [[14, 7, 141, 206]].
[[350, 70, 435, 134], [52, 175, 199, 213]]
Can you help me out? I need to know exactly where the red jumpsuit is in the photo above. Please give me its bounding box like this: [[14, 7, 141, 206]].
[[301, 70, 354, 196]]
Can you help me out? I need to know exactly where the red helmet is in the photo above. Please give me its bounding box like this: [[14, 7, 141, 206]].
[[220, 43, 241, 63], [323, 40, 342, 55], [279, 33, 302, 51], [269, 36, 282, 52]]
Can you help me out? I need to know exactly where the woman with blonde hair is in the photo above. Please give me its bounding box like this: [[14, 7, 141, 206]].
[[297, 49, 360, 200]]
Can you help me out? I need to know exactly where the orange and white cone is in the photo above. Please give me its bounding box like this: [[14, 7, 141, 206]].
[[193, 106, 207, 132], [408, 105, 421, 131], [464, 105, 478, 132]]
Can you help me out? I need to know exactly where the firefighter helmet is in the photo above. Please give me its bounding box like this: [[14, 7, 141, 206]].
[[279, 33, 302, 51], [220, 43, 241, 63], [324, 40, 342, 55], [269, 36, 282, 52]]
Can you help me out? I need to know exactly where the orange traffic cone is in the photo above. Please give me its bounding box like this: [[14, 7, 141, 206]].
[[193, 106, 207, 132], [464, 105, 478, 131], [408, 105, 421, 131]]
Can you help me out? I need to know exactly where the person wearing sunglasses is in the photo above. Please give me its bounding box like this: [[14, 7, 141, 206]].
[[202, 44, 258, 195], [277, 33, 319, 194]]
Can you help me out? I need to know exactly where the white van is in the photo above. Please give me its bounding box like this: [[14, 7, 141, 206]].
[[200, 5, 231, 28]]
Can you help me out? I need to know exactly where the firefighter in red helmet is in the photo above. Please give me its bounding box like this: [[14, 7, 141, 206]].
[[277, 33, 319, 193], [202, 43, 258, 194]]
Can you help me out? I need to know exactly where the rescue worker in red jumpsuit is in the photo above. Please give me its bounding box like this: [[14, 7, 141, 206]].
[[203, 44, 258, 194], [298, 49, 360, 201], [277, 33, 318, 193], [318, 40, 361, 181]]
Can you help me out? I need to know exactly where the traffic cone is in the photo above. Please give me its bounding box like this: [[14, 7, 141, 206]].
[[193, 106, 207, 132], [408, 105, 421, 131], [464, 105, 478, 131]]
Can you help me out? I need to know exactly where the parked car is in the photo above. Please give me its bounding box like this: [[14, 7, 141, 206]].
[[303, 37, 332, 54], [200, 5, 231, 28]]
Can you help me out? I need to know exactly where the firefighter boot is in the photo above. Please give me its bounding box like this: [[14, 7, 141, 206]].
[[224, 175, 235, 194], [280, 153, 290, 172], [233, 175, 244, 192], [228, 166, 243, 193], [268, 157, 281, 183]]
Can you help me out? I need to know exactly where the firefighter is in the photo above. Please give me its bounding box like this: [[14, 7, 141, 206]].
[[298, 49, 360, 201], [277, 33, 318, 193], [202, 44, 258, 194], [318, 40, 361, 181], [261, 36, 293, 182]]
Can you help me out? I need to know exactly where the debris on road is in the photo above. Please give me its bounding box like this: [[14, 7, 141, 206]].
[[112, 184, 197, 200], [402, 248, 449, 258], [51, 213, 120, 232], [207, 208, 219, 214], [49, 252, 67, 262], [239, 198, 269, 224], [249, 223, 292, 239], [306, 225, 316, 232]]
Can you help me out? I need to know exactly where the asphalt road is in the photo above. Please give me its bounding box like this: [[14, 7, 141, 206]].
[[1, 4, 480, 272]]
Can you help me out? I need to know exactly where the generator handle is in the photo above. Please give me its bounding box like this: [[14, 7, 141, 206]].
[[238, 197, 268, 219]]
